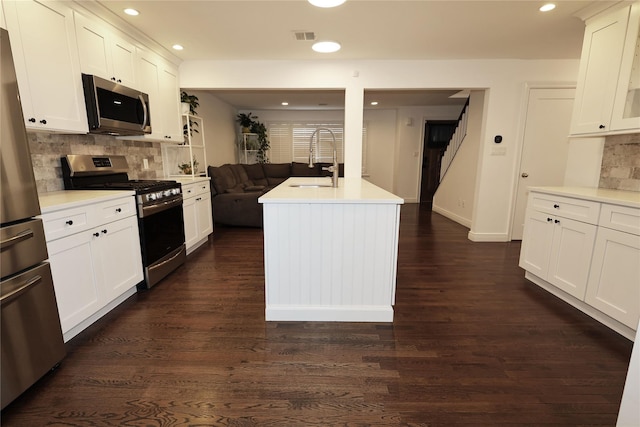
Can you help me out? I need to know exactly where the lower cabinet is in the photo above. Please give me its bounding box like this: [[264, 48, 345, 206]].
[[182, 180, 213, 254], [42, 195, 143, 342], [519, 201, 597, 300], [585, 224, 640, 329], [520, 188, 640, 340]]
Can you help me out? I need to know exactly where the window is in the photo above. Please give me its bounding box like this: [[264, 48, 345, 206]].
[[267, 121, 368, 174]]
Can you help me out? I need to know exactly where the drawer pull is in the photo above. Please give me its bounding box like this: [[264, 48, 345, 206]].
[[66, 220, 73, 226], [102, 229, 108, 234], [547, 218, 553, 222], [116, 208, 122, 213], [93, 232, 100, 237], [553, 204, 559, 209], [554, 219, 560, 224], [1, 229, 34, 248]]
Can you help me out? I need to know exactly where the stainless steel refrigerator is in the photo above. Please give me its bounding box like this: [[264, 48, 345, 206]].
[[1, 27, 66, 410]]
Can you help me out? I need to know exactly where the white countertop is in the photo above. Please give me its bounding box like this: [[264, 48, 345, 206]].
[[259, 177, 404, 204], [39, 190, 135, 213], [529, 186, 640, 208]]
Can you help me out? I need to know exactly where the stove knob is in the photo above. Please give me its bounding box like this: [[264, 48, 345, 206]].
[[148, 193, 156, 201]]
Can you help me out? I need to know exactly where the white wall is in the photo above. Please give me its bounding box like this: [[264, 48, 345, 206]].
[[180, 58, 580, 240], [433, 90, 485, 228], [188, 90, 237, 166]]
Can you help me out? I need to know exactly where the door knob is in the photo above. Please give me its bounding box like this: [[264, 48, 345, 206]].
[[521, 173, 529, 178]]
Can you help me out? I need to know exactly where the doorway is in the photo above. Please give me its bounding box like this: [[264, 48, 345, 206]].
[[420, 120, 458, 207], [511, 86, 576, 240]]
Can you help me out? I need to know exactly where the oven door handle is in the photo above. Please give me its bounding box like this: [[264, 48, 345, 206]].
[[140, 195, 183, 218]]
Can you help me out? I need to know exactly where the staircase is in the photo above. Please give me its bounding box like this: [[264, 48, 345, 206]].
[[439, 98, 470, 182]]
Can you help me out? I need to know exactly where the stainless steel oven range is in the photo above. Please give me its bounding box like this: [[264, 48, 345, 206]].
[[61, 154, 186, 289]]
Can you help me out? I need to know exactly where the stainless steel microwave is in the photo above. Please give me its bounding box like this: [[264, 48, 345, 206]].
[[81, 74, 151, 136]]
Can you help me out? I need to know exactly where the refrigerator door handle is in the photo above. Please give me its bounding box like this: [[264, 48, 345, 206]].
[[0, 229, 34, 249], [0, 275, 42, 306]]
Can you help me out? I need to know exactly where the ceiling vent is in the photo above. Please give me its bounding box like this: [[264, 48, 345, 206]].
[[293, 31, 316, 41]]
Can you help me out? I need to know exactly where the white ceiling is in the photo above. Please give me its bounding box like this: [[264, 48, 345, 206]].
[[93, 0, 622, 109]]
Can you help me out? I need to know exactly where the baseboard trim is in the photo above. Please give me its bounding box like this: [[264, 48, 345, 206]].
[[432, 205, 472, 228], [266, 305, 394, 322]]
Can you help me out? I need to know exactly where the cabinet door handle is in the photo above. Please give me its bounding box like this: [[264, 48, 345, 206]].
[[102, 229, 108, 234], [554, 219, 560, 224], [547, 217, 553, 222], [66, 220, 73, 226], [93, 232, 100, 237], [599, 124, 605, 129], [553, 204, 559, 209], [28, 117, 36, 123], [116, 208, 122, 213], [39, 119, 47, 124], [521, 173, 529, 178]]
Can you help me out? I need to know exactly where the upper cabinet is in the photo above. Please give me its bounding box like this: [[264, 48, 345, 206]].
[[3, 0, 88, 133], [74, 12, 137, 89], [611, 3, 640, 131], [130, 47, 183, 142], [570, 3, 640, 136]]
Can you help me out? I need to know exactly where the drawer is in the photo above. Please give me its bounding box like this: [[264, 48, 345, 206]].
[[599, 204, 640, 236], [194, 181, 211, 196], [95, 197, 136, 223], [182, 181, 210, 199], [530, 193, 601, 225], [41, 205, 93, 241], [181, 182, 197, 199]]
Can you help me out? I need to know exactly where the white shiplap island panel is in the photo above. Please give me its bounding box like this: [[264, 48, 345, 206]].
[[259, 178, 404, 322]]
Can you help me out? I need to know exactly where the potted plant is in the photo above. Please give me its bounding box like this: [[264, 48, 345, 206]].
[[181, 91, 199, 115], [236, 112, 257, 133], [251, 121, 270, 163], [178, 156, 199, 175]]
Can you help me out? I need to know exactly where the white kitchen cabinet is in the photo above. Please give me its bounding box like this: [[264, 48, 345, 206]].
[[126, 47, 182, 142], [519, 205, 597, 300], [41, 193, 143, 342], [3, 0, 88, 133], [181, 179, 213, 254], [74, 12, 138, 89], [570, 3, 640, 135], [585, 205, 640, 329], [611, 2, 640, 131], [520, 187, 640, 340]]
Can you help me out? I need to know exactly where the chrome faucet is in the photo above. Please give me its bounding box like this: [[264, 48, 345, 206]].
[[308, 127, 339, 188]]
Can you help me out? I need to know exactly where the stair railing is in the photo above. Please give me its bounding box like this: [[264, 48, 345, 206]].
[[439, 98, 470, 182]]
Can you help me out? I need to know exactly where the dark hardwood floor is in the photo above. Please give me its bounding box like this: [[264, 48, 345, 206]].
[[2, 205, 633, 426]]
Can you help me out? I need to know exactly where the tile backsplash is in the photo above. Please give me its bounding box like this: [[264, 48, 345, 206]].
[[599, 133, 640, 192], [28, 132, 164, 194]]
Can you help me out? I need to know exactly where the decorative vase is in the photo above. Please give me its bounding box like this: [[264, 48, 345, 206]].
[[181, 102, 190, 115]]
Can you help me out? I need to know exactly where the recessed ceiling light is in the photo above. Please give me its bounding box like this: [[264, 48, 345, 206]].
[[123, 8, 139, 16], [308, 0, 346, 8], [539, 3, 556, 12], [312, 41, 341, 53], [371, 101, 379, 106], [172, 44, 184, 51], [281, 102, 289, 106]]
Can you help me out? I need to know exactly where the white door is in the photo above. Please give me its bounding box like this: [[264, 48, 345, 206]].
[[511, 87, 575, 240]]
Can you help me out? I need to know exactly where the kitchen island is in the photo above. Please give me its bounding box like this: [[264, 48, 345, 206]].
[[258, 177, 404, 322]]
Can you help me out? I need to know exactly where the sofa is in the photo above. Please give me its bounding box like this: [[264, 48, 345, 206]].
[[207, 162, 344, 227]]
